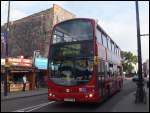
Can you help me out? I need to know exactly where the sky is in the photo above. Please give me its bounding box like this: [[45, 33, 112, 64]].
[[1, 1, 149, 62]]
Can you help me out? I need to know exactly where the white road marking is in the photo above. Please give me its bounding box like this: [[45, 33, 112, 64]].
[[13, 101, 55, 112]]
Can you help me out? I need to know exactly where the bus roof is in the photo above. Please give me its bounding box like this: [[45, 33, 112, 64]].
[[96, 24, 121, 51]]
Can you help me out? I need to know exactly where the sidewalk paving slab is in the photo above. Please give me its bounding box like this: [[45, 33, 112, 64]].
[[112, 87, 149, 112], [1, 88, 48, 101]]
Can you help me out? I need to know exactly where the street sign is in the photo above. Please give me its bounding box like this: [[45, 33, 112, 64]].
[[1, 33, 6, 43], [34, 57, 48, 70]]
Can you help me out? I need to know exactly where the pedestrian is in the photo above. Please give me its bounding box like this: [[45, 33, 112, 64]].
[[35, 72, 39, 89], [22, 75, 27, 91]]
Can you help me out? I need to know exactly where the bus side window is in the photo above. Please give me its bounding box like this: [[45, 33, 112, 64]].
[[102, 61, 105, 76], [96, 28, 103, 45], [109, 63, 113, 77], [105, 62, 109, 78], [97, 60, 105, 77], [97, 60, 100, 75]]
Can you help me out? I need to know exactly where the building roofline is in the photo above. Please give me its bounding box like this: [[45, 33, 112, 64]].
[[53, 4, 76, 17], [13, 8, 53, 25], [2, 4, 75, 27]]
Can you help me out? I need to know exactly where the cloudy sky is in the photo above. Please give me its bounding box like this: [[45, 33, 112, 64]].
[[1, 1, 149, 61]]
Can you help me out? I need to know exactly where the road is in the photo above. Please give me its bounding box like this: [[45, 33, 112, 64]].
[[1, 79, 139, 112]]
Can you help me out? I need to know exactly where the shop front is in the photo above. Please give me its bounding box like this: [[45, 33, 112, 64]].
[[1, 57, 35, 92], [8, 67, 35, 92]]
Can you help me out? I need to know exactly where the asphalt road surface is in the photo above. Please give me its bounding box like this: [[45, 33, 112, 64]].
[[1, 79, 138, 112]]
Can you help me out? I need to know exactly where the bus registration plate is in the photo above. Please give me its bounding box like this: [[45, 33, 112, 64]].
[[64, 98, 75, 102]]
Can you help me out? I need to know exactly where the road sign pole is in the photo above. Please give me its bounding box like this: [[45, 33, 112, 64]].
[[4, 1, 10, 96]]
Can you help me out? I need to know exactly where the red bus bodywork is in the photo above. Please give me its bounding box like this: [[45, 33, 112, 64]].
[[47, 18, 123, 103]]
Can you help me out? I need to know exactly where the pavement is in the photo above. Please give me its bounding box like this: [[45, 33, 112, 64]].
[[112, 86, 149, 112], [1, 88, 48, 101]]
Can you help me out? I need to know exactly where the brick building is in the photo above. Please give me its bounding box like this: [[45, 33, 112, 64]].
[[1, 4, 75, 58]]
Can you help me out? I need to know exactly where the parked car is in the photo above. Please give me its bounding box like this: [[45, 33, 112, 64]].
[[132, 74, 139, 82]]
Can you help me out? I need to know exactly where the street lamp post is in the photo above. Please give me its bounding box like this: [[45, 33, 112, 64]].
[[4, 1, 10, 96], [135, 1, 147, 104]]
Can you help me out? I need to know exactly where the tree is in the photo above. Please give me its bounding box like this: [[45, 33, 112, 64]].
[[121, 51, 138, 74]]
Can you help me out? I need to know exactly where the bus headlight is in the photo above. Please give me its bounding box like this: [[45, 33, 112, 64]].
[[89, 93, 93, 98], [49, 93, 52, 96]]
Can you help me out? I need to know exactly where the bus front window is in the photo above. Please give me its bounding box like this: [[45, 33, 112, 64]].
[[52, 19, 93, 44]]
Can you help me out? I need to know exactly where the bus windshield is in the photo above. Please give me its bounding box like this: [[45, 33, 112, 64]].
[[52, 19, 93, 44], [49, 42, 93, 86], [49, 19, 94, 86]]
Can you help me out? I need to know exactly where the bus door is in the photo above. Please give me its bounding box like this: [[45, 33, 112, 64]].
[[97, 60, 105, 97]]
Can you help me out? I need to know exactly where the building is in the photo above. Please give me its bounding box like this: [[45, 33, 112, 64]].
[[1, 4, 75, 58], [1, 4, 75, 92], [132, 63, 138, 73], [143, 59, 149, 77]]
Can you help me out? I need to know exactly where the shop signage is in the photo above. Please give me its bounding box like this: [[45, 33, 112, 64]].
[[34, 58, 48, 70], [8, 58, 32, 67]]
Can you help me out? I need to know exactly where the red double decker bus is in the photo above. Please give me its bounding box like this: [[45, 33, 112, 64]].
[[47, 18, 123, 103]]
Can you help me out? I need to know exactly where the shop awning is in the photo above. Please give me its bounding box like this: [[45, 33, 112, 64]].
[[11, 70, 32, 73]]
